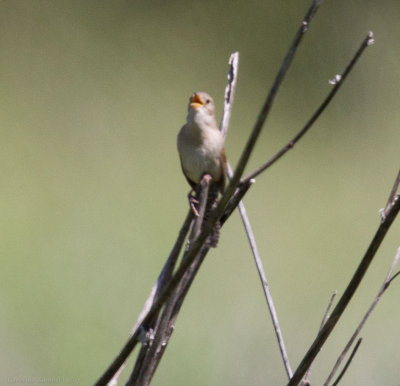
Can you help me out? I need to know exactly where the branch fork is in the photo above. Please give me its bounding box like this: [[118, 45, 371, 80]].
[[95, 2, 398, 385]]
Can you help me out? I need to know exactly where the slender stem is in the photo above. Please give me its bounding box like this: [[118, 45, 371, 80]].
[[127, 176, 212, 385], [323, 246, 400, 386], [331, 338, 362, 386], [99, 210, 193, 386], [242, 31, 375, 184], [221, 52, 239, 139], [131, 210, 193, 335], [382, 168, 400, 220], [320, 291, 338, 330], [226, 0, 321, 194], [238, 197, 293, 378], [190, 176, 211, 242], [96, 0, 323, 382], [219, 50, 293, 379], [302, 291, 337, 384], [288, 196, 400, 386]]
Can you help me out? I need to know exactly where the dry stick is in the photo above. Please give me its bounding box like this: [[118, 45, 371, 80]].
[[127, 176, 212, 385], [331, 338, 362, 386], [288, 194, 400, 386], [238, 197, 293, 378], [221, 51, 293, 379], [324, 246, 400, 386], [107, 210, 193, 386], [320, 291, 338, 329], [226, 0, 322, 196], [130, 246, 210, 385], [132, 210, 194, 334], [190, 176, 211, 242], [128, 54, 238, 383], [237, 30, 374, 386], [97, 179, 253, 384], [129, 52, 238, 383], [215, 9, 323, 376], [95, 1, 322, 383], [382, 168, 400, 220], [220, 52, 239, 139], [242, 31, 375, 185], [302, 291, 338, 385]]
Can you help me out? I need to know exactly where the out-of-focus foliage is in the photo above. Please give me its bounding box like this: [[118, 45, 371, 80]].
[[1, 1, 399, 385]]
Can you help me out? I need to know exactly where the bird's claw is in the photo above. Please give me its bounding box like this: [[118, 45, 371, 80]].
[[188, 191, 199, 216]]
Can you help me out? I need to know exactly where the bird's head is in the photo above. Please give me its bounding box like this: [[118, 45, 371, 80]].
[[186, 91, 217, 128]]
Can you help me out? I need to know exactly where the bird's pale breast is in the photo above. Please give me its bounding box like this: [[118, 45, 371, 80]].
[[178, 124, 224, 184]]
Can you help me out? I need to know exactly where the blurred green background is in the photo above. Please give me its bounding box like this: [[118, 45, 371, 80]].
[[1, 0, 399, 385]]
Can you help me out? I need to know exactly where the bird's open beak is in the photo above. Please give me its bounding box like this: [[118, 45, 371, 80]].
[[190, 93, 203, 110]]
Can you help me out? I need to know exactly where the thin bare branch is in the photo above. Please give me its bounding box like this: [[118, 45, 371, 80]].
[[190, 176, 211, 242], [387, 270, 400, 285], [242, 31, 375, 184], [288, 195, 400, 386], [237, 196, 293, 378], [381, 168, 400, 220], [94, 173, 254, 384], [302, 291, 337, 384], [323, 246, 400, 386], [320, 291, 338, 330], [220, 49, 293, 379], [108, 209, 194, 385], [221, 52, 239, 139], [96, 1, 323, 382], [132, 210, 193, 333], [127, 176, 212, 385], [216, 0, 322, 216], [331, 338, 362, 386]]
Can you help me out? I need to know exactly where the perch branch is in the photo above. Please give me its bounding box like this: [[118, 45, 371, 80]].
[[190, 175, 211, 243], [108, 210, 194, 385], [132, 210, 194, 334], [127, 175, 212, 385], [96, 0, 323, 383]]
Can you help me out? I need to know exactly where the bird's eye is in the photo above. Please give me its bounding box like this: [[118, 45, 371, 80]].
[[206, 99, 210, 104]]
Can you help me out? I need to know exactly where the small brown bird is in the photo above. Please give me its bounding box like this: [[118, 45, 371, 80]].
[[177, 92, 227, 246], [177, 92, 227, 195]]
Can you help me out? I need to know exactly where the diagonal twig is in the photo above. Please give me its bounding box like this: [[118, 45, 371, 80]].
[[323, 246, 400, 386], [381, 168, 400, 220], [96, 1, 323, 383], [127, 175, 212, 385], [331, 338, 362, 386], [107, 210, 194, 385], [220, 52, 239, 139], [237, 194, 293, 378], [223, 0, 322, 198], [190, 176, 211, 243], [208, 11, 324, 368], [220, 50, 293, 379], [242, 31, 375, 184], [302, 291, 338, 385], [289, 192, 400, 385], [320, 291, 338, 330]]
